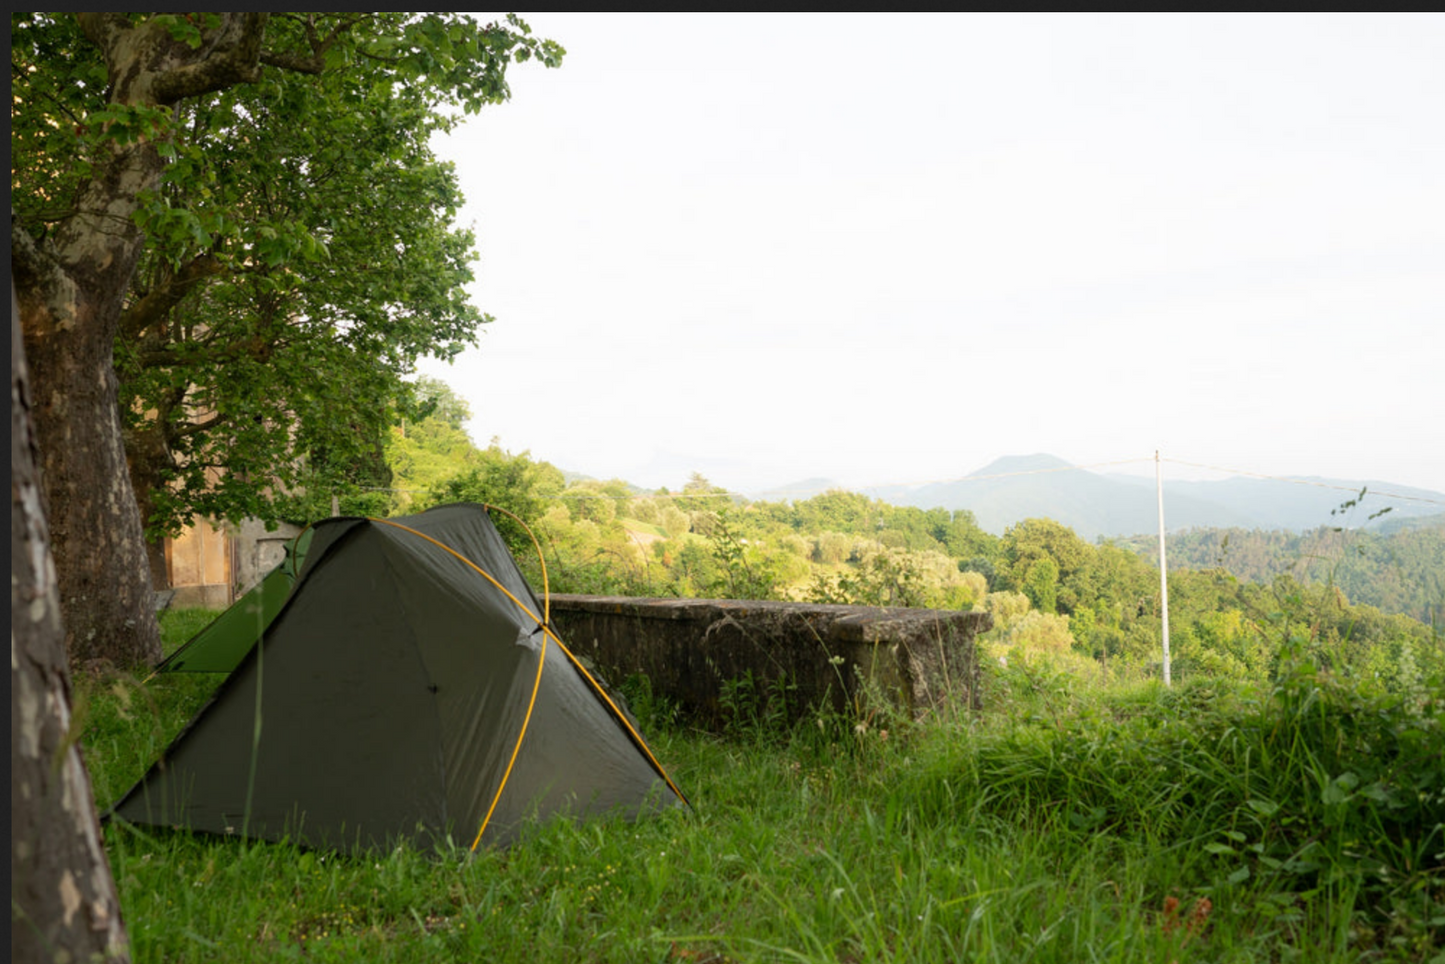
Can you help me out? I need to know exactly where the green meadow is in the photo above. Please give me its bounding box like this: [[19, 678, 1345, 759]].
[[78, 609, 1442, 963]]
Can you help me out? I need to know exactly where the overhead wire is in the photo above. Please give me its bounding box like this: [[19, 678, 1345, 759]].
[[363, 454, 1442, 508], [541, 454, 1444, 508], [1159, 459, 1445, 507]]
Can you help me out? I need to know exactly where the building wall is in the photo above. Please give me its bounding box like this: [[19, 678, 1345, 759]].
[[166, 519, 234, 610], [166, 517, 305, 610]]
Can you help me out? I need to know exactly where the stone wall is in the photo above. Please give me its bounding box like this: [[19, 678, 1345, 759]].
[[234, 518, 305, 598], [547, 595, 990, 729]]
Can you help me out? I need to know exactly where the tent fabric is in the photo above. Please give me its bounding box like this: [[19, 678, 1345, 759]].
[[110, 503, 683, 852]]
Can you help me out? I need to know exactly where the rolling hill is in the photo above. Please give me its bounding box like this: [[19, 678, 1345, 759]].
[[752, 454, 1445, 541]]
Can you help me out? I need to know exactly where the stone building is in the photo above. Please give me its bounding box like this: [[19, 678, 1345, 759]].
[[163, 517, 305, 609]]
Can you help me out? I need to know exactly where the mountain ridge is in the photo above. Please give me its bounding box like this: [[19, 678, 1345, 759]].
[[747, 454, 1445, 541]]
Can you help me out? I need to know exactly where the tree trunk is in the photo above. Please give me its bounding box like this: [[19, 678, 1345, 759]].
[[13, 141, 166, 669], [11, 283, 132, 964], [146, 534, 172, 594], [125, 420, 176, 592]]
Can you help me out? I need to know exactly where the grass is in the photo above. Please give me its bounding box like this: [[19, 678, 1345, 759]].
[[78, 610, 1445, 963]]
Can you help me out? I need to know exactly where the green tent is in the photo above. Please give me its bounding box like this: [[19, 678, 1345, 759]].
[[110, 503, 685, 852]]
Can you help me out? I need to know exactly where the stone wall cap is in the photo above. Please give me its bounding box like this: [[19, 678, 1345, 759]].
[[548, 594, 993, 637]]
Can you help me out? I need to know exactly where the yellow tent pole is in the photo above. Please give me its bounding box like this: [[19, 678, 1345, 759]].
[[481, 503, 551, 625], [366, 514, 690, 840], [470, 632, 547, 851]]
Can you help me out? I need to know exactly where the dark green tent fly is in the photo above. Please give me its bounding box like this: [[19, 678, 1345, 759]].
[[109, 503, 685, 853]]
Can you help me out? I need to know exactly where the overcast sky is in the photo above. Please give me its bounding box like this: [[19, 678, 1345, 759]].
[[418, 13, 1444, 496]]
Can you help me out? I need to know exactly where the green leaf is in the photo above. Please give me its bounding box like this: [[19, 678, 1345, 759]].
[[1246, 798, 1280, 818]]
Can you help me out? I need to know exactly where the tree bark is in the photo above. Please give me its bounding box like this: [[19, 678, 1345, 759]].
[[11, 283, 132, 963], [124, 418, 176, 592], [14, 201, 164, 668]]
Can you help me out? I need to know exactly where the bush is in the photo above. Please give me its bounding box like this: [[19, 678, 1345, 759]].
[[901, 648, 1445, 949]]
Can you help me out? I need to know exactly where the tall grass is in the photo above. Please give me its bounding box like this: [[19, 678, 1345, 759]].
[[79, 611, 1444, 963]]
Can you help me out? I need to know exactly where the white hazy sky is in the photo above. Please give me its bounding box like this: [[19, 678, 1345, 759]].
[[418, 13, 1445, 496]]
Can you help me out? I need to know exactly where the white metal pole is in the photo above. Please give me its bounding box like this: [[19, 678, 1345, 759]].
[[1156, 450, 1171, 686]]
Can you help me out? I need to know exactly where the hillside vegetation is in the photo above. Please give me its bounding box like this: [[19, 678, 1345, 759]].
[[1118, 521, 1445, 627], [380, 381, 1443, 693]]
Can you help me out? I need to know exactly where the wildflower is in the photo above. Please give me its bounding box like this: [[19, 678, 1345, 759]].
[[1161, 895, 1212, 937]]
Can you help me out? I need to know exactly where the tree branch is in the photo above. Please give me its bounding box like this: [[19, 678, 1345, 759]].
[[133, 349, 186, 368], [9, 219, 52, 295], [9, 219, 77, 343], [150, 14, 270, 104], [74, 12, 131, 51], [257, 50, 324, 75], [173, 411, 227, 439], [134, 325, 291, 369], [119, 252, 224, 340], [260, 14, 371, 74]]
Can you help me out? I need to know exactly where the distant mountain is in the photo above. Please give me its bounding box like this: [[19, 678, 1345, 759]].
[[750, 477, 842, 502], [559, 468, 597, 486], [862, 454, 1249, 540], [1106, 473, 1444, 534], [748, 454, 1445, 542], [1373, 511, 1445, 536]]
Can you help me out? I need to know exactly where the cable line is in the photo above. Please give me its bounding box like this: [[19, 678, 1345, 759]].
[[1160, 459, 1445, 506]]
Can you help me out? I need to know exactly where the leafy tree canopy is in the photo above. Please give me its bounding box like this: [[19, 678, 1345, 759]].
[[71, 14, 555, 537], [10, 12, 561, 661]]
